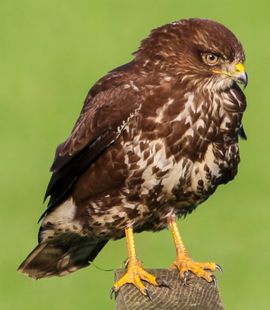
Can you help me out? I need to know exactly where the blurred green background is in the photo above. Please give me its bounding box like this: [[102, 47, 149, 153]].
[[1, 0, 269, 309]]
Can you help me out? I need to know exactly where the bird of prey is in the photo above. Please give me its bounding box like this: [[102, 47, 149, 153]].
[[18, 18, 247, 295]]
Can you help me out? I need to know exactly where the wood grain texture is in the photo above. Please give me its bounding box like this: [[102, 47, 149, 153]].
[[115, 269, 224, 310]]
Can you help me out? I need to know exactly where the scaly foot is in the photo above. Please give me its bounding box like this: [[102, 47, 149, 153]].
[[170, 253, 220, 283], [113, 260, 159, 296]]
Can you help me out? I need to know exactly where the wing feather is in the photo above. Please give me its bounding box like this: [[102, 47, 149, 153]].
[[42, 78, 140, 220]]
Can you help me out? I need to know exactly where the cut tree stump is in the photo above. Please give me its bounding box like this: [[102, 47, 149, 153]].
[[115, 269, 224, 310]]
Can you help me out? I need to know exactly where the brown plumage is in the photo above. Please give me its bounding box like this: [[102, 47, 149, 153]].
[[18, 18, 247, 283]]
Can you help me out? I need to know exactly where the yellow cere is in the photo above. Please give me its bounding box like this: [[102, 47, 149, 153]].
[[235, 63, 245, 73]]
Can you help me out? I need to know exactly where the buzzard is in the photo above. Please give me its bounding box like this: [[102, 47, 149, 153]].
[[18, 18, 247, 295]]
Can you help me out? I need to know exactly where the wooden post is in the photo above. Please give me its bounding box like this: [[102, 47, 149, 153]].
[[115, 269, 224, 310]]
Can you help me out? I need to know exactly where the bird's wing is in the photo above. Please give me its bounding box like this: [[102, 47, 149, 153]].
[[42, 83, 140, 219]]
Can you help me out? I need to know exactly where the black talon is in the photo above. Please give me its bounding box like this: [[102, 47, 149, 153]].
[[183, 271, 190, 285], [156, 277, 171, 289], [145, 288, 153, 301], [110, 287, 116, 299], [216, 264, 223, 273], [212, 276, 217, 287], [123, 258, 129, 268]]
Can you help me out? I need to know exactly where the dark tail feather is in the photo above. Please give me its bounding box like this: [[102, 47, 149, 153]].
[[18, 237, 107, 279]]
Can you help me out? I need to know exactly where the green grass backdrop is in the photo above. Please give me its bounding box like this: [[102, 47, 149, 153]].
[[1, 0, 269, 309]]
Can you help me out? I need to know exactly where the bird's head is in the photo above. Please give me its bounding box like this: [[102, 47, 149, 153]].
[[135, 18, 247, 91]]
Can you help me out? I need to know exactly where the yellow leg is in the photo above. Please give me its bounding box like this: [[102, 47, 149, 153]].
[[113, 227, 158, 295], [168, 217, 219, 283]]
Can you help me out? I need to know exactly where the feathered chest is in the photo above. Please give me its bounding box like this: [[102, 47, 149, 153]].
[[122, 84, 246, 202]]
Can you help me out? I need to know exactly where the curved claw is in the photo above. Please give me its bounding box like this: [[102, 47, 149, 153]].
[[216, 264, 223, 273], [211, 275, 218, 287], [156, 277, 171, 289], [145, 288, 153, 301], [110, 287, 115, 299], [123, 258, 129, 268], [183, 271, 190, 285]]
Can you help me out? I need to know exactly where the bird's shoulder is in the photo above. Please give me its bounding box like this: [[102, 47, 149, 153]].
[[42, 61, 147, 215], [51, 61, 144, 172]]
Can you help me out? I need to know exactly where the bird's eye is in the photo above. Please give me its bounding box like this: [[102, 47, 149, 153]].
[[201, 53, 220, 66]]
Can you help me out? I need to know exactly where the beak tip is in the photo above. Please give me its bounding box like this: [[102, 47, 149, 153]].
[[237, 72, 248, 88]]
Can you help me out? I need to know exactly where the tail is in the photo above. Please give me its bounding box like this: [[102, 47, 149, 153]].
[[18, 236, 107, 279]]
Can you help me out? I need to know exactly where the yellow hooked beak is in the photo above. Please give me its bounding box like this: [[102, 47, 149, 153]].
[[213, 63, 248, 88], [234, 63, 248, 87]]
